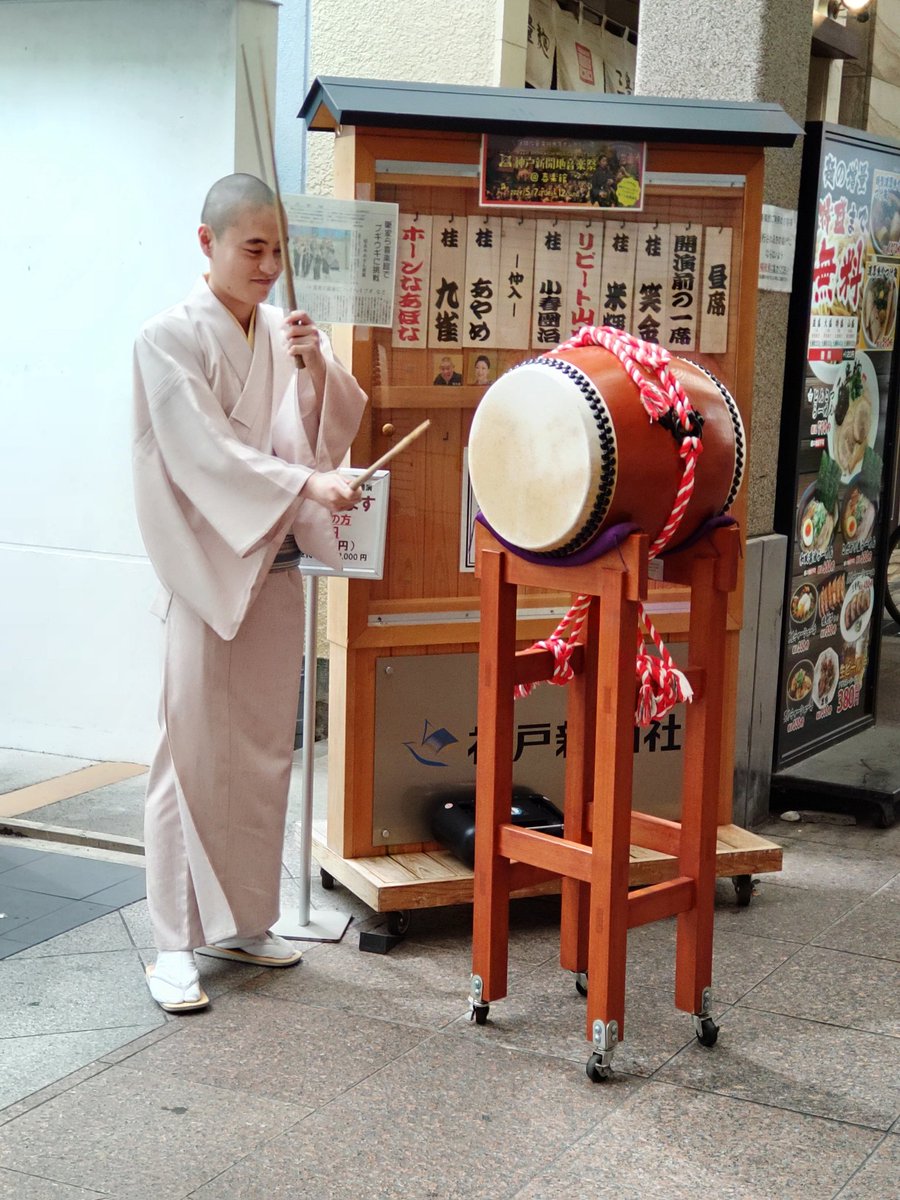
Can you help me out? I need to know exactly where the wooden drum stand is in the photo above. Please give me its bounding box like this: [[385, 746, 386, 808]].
[[468, 520, 739, 1081]]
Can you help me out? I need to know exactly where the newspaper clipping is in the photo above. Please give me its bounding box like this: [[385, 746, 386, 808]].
[[277, 194, 399, 327]]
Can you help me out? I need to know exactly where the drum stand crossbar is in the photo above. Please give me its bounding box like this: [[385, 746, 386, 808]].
[[469, 522, 739, 1081]]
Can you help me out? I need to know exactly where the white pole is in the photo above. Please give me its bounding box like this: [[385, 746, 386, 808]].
[[296, 572, 318, 923], [273, 571, 351, 942]]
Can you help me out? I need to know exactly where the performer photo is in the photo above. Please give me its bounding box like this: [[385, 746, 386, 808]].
[[132, 173, 367, 1012], [433, 354, 463, 385], [473, 354, 492, 386]]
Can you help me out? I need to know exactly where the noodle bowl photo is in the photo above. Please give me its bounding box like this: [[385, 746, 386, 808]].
[[871, 187, 900, 256], [827, 354, 878, 482], [860, 270, 897, 349]]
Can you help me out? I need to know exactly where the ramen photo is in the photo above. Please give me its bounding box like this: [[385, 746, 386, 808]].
[[799, 491, 836, 554], [841, 486, 877, 542], [860, 270, 897, 349], [829, 356, 876, 481], [871, 187, 900, 256]]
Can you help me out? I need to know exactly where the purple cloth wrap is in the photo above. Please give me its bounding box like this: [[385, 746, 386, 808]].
[[474, 512, 737, 566], [657, 514, 737, 557], [474, 512, 641, 565]]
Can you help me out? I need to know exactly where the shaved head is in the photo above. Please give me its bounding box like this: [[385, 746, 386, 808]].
[[200, 173, 275, 235]]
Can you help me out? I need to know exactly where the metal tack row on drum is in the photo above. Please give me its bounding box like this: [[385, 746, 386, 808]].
[[467, 337, 744, 559]]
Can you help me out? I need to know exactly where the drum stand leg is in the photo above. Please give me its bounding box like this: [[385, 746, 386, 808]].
[[470, 549, 517, 1011], [560, 600, 598, 985], [584, 571, 639, 1065], [675, 553, 730, 1046]]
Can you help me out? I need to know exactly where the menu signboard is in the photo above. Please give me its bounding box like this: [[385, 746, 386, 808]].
[[775, 125, 900, 768]]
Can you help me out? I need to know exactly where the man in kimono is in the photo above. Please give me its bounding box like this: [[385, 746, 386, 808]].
[[132, 173, 366, 1012]]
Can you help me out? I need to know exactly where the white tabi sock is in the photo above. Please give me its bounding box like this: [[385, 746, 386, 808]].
[[154, 951, 200, 991]]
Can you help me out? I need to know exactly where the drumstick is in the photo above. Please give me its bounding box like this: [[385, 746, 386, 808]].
[[241, 44, 304, 368], [239, 44, 267, 186], [352, 420, 431, 489]]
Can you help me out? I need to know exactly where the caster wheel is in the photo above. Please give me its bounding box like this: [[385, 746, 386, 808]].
[[320, 868, 335, 891], [586, 1053, 611, 1082], [696, 1017, 719, 1047], [872, 803, 895, 830], [386, 909, 410, 937], [472, 1004, 490, 1026], [732, 875, 754, 907], [574, 972, 588, 998]]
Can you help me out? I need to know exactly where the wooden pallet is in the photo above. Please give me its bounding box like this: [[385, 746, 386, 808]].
[[312, 824, 782, 914]]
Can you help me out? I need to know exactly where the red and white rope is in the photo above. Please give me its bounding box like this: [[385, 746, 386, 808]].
[[552, 325, 702, 559], [514, 593, 591, 700], [514, 326, 698, 725]]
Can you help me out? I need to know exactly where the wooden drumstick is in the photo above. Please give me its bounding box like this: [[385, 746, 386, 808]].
[[352, 420, 430, 489], [241, 44, 304, 368]]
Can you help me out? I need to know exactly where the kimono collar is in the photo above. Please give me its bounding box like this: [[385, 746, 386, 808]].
[[188, 276, 255, 379]]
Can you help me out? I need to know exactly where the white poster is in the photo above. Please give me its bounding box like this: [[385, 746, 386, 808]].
[[758, 204, 798, 293], [281, 194, 398, 326], [459, 448, 477, 573], [298, 470, 390, 579]]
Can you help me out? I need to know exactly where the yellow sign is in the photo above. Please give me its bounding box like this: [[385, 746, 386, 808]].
[[616, 175, 641, 208]]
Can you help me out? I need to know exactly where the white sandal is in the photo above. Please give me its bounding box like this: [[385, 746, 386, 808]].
[[196, 931, 303, 968], [146, 955, 210, 1013]]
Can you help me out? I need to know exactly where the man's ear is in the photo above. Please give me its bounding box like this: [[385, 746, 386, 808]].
[[198, 224, 214, 260]]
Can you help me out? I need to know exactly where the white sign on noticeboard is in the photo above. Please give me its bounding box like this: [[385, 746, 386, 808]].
[[758, 204, 798, 293], [298, 469, 390, 578]]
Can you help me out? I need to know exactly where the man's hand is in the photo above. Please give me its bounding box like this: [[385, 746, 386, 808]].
[[283, 310, 324, 366], [302, 471, 360, 512]]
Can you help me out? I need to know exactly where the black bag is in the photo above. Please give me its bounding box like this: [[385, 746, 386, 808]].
[[429, 784, 563, 868]]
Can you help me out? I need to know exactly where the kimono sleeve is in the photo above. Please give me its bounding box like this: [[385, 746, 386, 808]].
[[271, 331, 367, 472], [135, 327, 309, 559]]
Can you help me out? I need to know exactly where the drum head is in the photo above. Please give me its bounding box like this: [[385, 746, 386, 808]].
[[468, 361, 612, 553]]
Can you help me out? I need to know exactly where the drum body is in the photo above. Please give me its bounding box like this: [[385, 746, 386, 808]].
[[467, 345, 744, 556]]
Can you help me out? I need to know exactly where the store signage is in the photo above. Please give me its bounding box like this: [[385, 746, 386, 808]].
[[775, 126, 900, 768]]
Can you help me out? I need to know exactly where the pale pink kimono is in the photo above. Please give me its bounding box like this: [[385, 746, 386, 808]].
[[133, 277, 366, 950]]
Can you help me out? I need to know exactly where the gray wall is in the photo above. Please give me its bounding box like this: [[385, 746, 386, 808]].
[[636, 0, 814, 823]]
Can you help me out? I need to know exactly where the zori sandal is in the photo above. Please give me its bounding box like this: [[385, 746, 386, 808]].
[[145, 956, 210, 1013], [196, 931, 303, 967]]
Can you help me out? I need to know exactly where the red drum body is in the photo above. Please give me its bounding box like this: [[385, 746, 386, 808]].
[[467, 345, 744, 557]]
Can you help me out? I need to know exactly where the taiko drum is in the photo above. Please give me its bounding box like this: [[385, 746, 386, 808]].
[[467, 345, 745, 557]]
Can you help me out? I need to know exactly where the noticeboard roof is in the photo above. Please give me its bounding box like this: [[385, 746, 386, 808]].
[[298, 76, 801, 148]]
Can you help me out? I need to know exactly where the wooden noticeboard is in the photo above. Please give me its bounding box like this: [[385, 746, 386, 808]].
[[297, 79, 799, 913]]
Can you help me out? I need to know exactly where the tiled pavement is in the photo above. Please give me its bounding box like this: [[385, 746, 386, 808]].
[[0, 812, 895, 1198], [1, 648, 900, 1199]]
